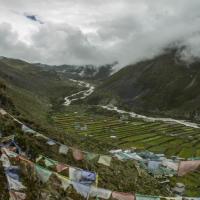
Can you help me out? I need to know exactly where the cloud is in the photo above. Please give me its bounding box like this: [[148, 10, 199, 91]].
[[0, 23, 40, 61], [0, 0, 200, 68]]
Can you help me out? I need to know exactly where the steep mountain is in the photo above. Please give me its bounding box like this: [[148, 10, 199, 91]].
[[87, 49, 200, 121]]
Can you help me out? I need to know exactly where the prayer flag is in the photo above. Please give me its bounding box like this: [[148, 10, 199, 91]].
[[56, 163, 68, 173], [35, 165, 52, 183], [56, 174, 71, 190], [72, 148, 84, 161], [178, 160, 200, 176], [98, 155, 112, 167], [9, 191, 26, 200], [89, 186, 112, 199], [59, 145, 69, 155], [112, 192, 135, 200]]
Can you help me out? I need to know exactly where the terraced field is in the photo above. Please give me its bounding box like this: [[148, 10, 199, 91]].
[[52, 106, 200, 158], [50, 106, 200, 196]]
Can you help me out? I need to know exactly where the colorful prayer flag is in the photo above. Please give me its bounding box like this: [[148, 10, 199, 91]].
[[112, 192, 135, 200], [56, 163, 68, 173], [98, 155, 112, 167], [178, 160, 200, 176], [35, 165, 52, 183], [56, 174, 71, 190], [72, 148, 84, 161], [59, 145, 69, 155], [9, 191, 26, 200], [89, 186, 112, 199]]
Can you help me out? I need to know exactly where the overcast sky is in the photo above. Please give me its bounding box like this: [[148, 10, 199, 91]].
[[0, 0, 200, 68]]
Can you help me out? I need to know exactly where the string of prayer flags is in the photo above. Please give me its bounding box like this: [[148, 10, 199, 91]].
[[4, 109, 200, 199], [9, 191, 26, 200], [35, 133, 49, 140], [18, 113, 200, 178], [36, 155, 68, 172], [59, 145, 69, 155], [1, 146, 27, 200], [35, 165, 52, 183], [72, 148, 84, 161], [98, 155, 112, 167], [5, 147, 200, 200], [21, 125, 36, 134]]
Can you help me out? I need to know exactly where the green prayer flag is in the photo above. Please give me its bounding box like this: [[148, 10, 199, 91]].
[[85, 153, 99, 161], [136, 194, 160, 200], [44, 157, 58, 167], [35, 165, 52, 183]]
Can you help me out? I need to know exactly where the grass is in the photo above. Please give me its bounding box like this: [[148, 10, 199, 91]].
[[0, 115, 170, 199], [1, 56, 200, 196], [52, 105, 200, 158], [51, 105, 200, 196]]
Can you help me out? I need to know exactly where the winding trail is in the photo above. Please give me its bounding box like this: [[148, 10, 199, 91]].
[[64, 79, 199, 129]]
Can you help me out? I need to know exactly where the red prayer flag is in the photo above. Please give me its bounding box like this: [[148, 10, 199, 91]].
[[178, 160, 200, 176], [72, 148, 84, 161], [112, 192, 135, 200], [9, 191, 26, 200], [56, 163, 68, 173]]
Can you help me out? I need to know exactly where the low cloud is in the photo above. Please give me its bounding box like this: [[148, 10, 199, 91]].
[[0, 0, 200, 68]]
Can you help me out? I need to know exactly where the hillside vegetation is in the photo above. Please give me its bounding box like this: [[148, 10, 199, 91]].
[[1, 55, 200, 198], [0, 57, 82, 124], [87, 49, 200, 121]]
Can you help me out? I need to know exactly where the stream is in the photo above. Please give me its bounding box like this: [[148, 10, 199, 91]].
[[64, 79, 199, 129]]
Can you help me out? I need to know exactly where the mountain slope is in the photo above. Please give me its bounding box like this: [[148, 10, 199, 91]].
[[0, 57, 82, 124], [87, 49, 200, 121], [35, 62, 117, 81]]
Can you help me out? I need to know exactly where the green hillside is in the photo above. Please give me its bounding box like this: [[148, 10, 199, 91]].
[[87, 49, 200, 121], [0, 57, 82, 124], [1, 56, 200, 198]]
